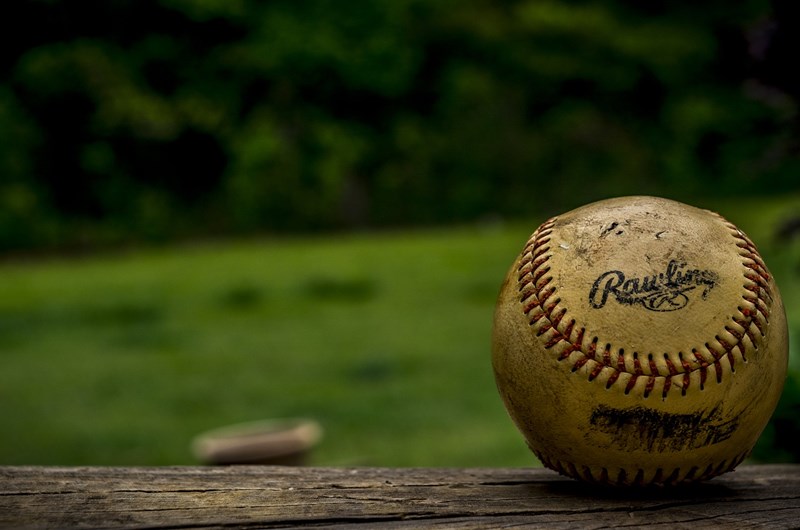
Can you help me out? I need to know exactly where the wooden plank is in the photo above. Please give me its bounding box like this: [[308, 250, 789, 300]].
[[1, 465, 798, 529]]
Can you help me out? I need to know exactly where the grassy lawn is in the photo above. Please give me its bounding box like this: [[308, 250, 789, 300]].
[[1, 195, 798, 467]]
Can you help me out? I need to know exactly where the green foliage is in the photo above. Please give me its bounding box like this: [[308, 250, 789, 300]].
[[2, 0, 799, 250]]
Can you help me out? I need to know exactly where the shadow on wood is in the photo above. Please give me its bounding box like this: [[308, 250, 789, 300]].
[[1, 464, 798, 528]]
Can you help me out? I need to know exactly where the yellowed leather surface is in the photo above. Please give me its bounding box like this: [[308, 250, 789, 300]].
[[492, 196, 789, 485]]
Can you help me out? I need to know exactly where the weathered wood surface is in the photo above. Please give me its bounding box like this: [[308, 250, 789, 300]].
[[1, 464, 798, 529]]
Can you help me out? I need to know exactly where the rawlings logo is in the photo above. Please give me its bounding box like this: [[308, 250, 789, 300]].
[[589, 260, 718, 312]]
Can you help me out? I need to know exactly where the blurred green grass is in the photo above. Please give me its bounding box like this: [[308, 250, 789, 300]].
[[0, 195, 798, 466]]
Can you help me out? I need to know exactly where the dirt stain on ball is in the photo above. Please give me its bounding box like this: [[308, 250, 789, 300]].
[[589, 404, 739, 452]]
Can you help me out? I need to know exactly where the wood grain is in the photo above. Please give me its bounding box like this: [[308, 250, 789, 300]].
[[1, 464, 798, 528]]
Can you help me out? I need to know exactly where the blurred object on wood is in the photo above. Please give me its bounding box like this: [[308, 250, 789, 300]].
[[191, 418, 323, 465]]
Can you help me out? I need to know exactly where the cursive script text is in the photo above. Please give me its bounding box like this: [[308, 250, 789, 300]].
[[589, 260, 718, 312]]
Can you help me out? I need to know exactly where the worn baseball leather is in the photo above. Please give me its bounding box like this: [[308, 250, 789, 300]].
[[492, 196, 789, 485]]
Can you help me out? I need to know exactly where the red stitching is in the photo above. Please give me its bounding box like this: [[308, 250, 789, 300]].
[[532, 244, 550, 260], [536, 446, 753, 485], [531, 255, 550, 272], [679, 352, 692, 372], [519, 289, 535, 303], [538, 285, 556, 301], [661, 376, 672, 398], [751, 315, 766, 337], [574, 327, 585, 350], [648, 354, 657, 376], [562, 319, 576, 341], [716, 334, 733, 353], [602, 343, 611, 367], [643, 376, 656, 398], [652, 468, 664, 484], [536, 322, 552, 337], [549, 307, 566, 327], [744, 272, 769, 292], [559, 343, 576, 360], [665, 355, 678, 375], [616, 351, 625, 373], [586, 338, 598, 360], [544, 333, 563, 349], [632, 353, 644, 376], [516, 214, 772, 398], [522, 299, 540, 316], [573, 356, 590, 372], [725, 325, 742, 341], [531, 265, 550, 283]]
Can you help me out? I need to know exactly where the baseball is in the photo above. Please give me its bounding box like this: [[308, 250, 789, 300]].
[[492, 196, 789, 486]]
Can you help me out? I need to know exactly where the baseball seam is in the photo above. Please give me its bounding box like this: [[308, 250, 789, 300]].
[[516, 215, 772, 399], [531, 446, 751, 486]]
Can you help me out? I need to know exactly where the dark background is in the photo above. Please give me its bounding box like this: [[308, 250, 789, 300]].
[[3, 0, 799, 252]]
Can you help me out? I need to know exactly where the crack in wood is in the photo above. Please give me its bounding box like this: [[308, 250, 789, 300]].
[[1, 465, 798, 529]]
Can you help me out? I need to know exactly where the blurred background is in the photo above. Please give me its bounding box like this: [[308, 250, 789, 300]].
[[0, 0, 798, 467]]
